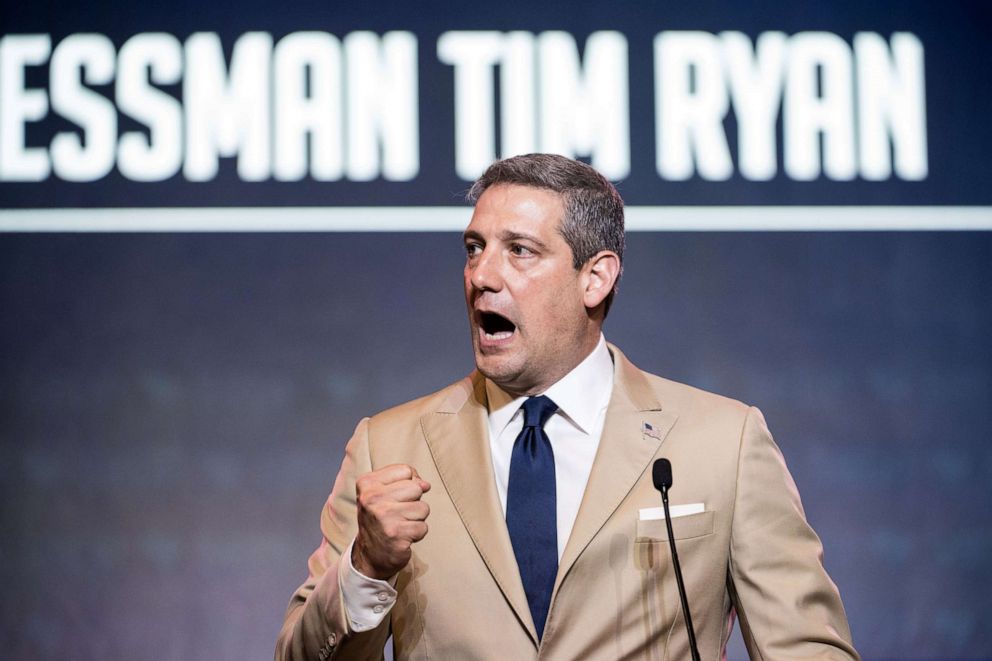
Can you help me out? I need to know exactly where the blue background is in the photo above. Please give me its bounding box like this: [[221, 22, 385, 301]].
[[2, 1, 991, 659]]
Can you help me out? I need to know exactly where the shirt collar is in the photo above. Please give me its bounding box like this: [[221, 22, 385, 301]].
[[485, 334, 615, 437]]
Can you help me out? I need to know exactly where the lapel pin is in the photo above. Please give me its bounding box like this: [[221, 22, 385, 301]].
[[642, 421, 661, 440]]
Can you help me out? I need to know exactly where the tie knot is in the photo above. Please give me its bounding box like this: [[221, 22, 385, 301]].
[[522, 395, 558, 429]]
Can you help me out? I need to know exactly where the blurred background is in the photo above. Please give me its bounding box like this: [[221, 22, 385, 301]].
[[1, 1, 990, 659]]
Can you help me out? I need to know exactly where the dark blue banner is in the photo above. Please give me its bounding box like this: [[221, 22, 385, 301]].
[[1, 2, 990, 660]]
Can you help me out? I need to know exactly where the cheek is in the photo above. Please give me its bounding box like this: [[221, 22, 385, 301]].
[[531, 279, 583, 331], [511, 267, 582, 329]]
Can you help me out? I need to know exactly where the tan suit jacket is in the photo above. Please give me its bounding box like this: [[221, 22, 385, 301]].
[[276, 345, 858, 660]]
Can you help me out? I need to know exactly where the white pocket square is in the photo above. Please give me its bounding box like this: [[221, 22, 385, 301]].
[[638, 503, 705, 521]]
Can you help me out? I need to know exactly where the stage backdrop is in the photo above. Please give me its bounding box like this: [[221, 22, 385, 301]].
[[1, 1, 990, 659]]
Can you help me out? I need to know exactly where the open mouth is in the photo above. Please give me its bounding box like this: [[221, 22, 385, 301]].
[[478, 311, 516, 341]]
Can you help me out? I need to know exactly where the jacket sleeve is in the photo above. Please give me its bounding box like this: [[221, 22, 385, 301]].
[[275, 418, 392, 661], [728, 407, 860, 660]]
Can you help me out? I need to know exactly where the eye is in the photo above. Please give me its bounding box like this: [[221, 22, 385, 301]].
[[465, 242, 483, 257], [510, 243, 534, 257]]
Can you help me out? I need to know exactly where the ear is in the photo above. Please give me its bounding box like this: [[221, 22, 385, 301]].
[[580, 250, 621, 310]]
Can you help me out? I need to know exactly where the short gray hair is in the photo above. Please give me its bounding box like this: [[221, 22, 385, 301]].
[[466, 154, 625, 314]]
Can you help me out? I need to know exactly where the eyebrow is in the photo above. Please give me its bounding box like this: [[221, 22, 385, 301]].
[[462, 229, 549, 251], [498, 230, 547, 250]]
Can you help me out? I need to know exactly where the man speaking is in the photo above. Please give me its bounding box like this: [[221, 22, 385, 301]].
[[276, 154, 858, 660]]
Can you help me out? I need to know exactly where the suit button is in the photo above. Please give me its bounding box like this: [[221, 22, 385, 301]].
[[377, 591, 388, 602], [373, 605, 384, 614]]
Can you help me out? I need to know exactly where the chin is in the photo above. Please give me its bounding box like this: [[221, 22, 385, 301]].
[[474, 355, 520, 386]]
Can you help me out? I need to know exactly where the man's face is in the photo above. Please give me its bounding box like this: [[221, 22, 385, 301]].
[[463, 184, 599, 396]]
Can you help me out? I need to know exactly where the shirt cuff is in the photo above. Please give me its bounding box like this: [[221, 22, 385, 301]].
[[337, 538, 398, 632]]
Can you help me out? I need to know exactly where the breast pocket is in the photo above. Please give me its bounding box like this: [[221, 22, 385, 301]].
[[635, 510, 714, 543]]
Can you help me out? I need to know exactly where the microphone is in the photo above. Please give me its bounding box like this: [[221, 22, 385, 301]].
[[652, 458, 700, 661], [652, 458, 673, 492]]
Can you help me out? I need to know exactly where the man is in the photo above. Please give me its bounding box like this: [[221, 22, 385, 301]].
[[276, 154, 858, 660]]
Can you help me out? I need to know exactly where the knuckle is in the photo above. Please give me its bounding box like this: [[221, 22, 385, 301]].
[[357, 491, 377, 510], [408, 502, 428, 520], [356, 473, 380, 494]]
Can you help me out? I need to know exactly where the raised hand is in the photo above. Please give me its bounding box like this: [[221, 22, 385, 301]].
[[351, 464, 431, 580]]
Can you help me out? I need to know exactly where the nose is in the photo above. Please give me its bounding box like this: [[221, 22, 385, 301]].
[[468, 245, 503, 292]]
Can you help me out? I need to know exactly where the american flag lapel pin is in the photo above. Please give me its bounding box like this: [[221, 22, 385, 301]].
[[642, 421, 661, 440]]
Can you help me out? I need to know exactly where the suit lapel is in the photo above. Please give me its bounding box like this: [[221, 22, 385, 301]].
[[553, 346, 678, 599], [420, 373, 538, 643]]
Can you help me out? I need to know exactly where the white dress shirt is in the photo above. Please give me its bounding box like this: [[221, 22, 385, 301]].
[[339, 335, 615, 631], [484, 334, 614, 560]]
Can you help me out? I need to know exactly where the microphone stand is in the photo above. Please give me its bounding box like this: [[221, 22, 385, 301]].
[[658, 463, 701, 661]]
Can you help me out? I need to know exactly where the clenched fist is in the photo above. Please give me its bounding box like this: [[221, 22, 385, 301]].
[[352, 464, 431, 580]]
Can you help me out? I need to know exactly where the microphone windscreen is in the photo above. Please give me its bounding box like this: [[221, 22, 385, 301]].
[[652, 458, 673, 491]]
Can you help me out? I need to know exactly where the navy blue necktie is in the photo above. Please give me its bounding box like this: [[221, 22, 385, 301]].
[[506, 395, 559, 640]]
